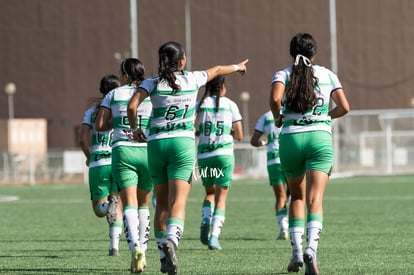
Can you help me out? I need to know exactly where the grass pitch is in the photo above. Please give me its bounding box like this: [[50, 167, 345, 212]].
[[0, 175, 413, 274]]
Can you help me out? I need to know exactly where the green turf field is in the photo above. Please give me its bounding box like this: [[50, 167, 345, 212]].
[[1, 175, 413, 274]]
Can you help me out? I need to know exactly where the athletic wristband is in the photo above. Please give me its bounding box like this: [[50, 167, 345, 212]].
[[232, 64, 239, 72]]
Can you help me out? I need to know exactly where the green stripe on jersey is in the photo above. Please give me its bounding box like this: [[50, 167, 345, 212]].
[[151, 88, 199, 96]]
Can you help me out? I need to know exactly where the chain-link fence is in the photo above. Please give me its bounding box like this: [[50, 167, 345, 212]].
[[233, 109, 414, 179], [0, 150, 87, 185], [1, 109, 413, 185], [332, 109, 414, 176]]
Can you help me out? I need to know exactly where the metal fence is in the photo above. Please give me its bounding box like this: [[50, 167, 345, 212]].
[[332, 109, 414, 176], [0, 150, 87, 185], [241, 109, 414, 178], [1, 109, 413, 185]]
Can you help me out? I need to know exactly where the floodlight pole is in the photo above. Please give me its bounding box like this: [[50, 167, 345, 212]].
[[130, 0, 138, 58], [329, 0, 340, 174], [329, 0, 338, 74], [185, 0, 192, 70]]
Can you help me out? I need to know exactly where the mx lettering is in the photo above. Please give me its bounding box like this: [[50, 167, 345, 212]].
[[199, 167, 225, 178]]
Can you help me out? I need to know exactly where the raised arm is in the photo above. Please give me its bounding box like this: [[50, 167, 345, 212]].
[[205, 59, 248, 82]]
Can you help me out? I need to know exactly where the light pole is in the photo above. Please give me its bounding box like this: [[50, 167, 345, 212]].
[[129, 0, 138, 58], [239, 91, 250, 139], [4, 82, 16, 119], [185, 0, 192, 70]]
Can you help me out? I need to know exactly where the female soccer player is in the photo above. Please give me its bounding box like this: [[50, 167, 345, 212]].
[[195, 76, 243, 250], [127, 41, 248, 274], [96, 58, 153, 274], [270, 33, 350, 275], [250, 110, 289, 240], [79, 74, 122, 256]]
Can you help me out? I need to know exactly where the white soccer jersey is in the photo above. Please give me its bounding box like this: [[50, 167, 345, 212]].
[[254, 111, 281, 165], [196, 96, 242, 159], [82, 105, 112, 168], [271, 65, 342, 134], [100, 84, 152, 148], [139, 70, 208, 141]]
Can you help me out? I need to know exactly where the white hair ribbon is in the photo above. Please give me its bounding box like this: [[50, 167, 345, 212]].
[[294, 54, 312, 67]]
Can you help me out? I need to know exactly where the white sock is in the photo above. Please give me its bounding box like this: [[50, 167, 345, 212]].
[[123, 207, 140, 252], [211, 211, 225, 237], [306, 221, 322, 254], [166, 220, 184, 248], [289, 226, 304, 255], [138, 206, 150, 252], [279, 216, 289, 231], [276, 208, 288, 231], [109, 221, 123, 250], [155, 231, 166, 259]]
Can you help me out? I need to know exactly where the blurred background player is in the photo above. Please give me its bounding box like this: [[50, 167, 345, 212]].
[[195, 76, 243, 250], [79, 74, 123, 256], [96, 58, 153, 274], [250, 110, 289, 240]]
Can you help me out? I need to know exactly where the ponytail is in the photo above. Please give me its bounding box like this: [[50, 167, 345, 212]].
[[286, 33, 318, 113], [158, 41, 183, 93]]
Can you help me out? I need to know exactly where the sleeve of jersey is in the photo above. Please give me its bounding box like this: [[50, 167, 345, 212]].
[[81, 108, 93, 126], [230, 100, 242, 122], [330, 71, 343, 90], [254, 114, 265, 132], [271, 70, 287, 84], [100, 91, 112, 109], [139, 77, 156, 95], [192, 71, 209, 87]]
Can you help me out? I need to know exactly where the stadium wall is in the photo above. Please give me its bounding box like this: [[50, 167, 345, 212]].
[[1, 0, 414, 150]]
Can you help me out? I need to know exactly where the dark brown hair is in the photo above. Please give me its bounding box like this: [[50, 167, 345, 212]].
[[286, 33, 318, 113], [120, 58, 145, 83], [158, 41, 184, 93], [197, 76, 225, 113]]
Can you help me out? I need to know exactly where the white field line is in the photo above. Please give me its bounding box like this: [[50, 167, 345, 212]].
[[0, 195, 19, 202]]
